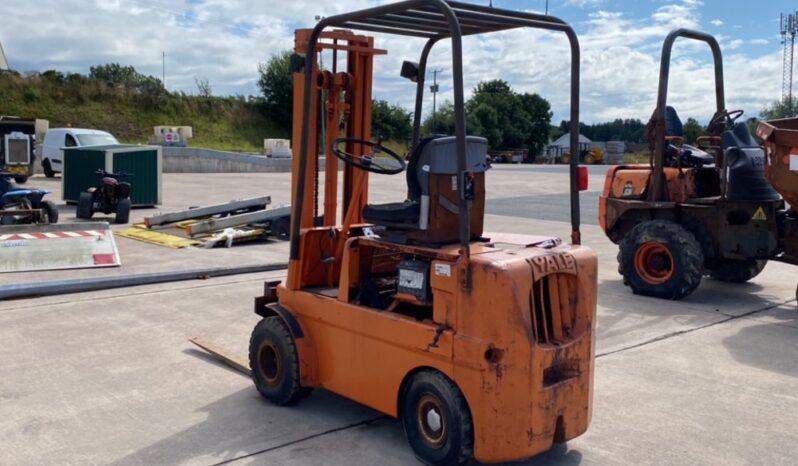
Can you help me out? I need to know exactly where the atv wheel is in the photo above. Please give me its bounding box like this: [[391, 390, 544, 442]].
[[402, 370, 473, 466], [76, 192, 94, 219], [114, 198, 131, 224], [43, 159, 56, 178], [41, 200, 59, 224], [619, 220, 704, 300], [249, 316, 311, 406], [707, 259, 767, 283], [560, 153, 572, 164], [13, 176, 28, 184], [585, 153, 597, 164]]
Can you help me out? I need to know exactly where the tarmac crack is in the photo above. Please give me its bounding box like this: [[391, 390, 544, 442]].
[[597, 298, 796, 359], [208, 415, 388, 465]]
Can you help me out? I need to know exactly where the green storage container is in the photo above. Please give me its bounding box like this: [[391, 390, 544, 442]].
[[62, 144, 162, 206]]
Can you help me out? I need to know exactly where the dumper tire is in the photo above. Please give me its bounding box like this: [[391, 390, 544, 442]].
[[76, 192, 94, 219], [401, 370, 473, 466], [619, 220, 703, 300], [43, 159, 56, 178], [249, 316, 311, 406], [41, 201, 59, 224], [114, 198, 131, 224], [707, 259, 767, 283]]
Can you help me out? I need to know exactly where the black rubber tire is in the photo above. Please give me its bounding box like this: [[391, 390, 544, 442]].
[[271, 216, 290, 240], [76, 192, 94, 219], [249, 316, 311, 406], [619, 220, 704, 300], [43, 159, 56, 178], [401, 370, 473, 466], [114, 198, 131, 224], [13, 175, 28, 184], [0, 215, 15, 225], [41, 200, 59, 224], [707, 259, 767, 283]]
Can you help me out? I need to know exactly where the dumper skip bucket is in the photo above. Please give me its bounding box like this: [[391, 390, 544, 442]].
[[757, 118, 798, 209]]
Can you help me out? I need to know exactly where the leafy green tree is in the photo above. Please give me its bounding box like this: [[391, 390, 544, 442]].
[[421, 100, 456, 136], [90, 63, 150, 87], [257, 50, 293, 131], [760, 96, 798, 120], [682, 117, 704, 143], [371, 99, 412, 142], [465, 79, 552, 157]]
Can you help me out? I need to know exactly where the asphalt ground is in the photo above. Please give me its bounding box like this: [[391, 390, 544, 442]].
[[1, 165, 796, 465]]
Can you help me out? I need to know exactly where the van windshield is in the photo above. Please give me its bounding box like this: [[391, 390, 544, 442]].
[[77, 134, 119, 146]]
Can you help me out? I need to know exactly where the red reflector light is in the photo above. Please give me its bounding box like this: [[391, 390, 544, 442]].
[[578, 166, 588, 191]]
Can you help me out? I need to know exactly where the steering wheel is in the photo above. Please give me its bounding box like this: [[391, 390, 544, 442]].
[[709, 109, 744, 129], [331, 138, 406, 175]]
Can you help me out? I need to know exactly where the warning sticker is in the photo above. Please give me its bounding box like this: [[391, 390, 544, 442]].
[[752, 207, 768, 221]]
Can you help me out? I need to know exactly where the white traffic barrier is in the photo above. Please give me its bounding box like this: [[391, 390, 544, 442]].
[[0, 222, 120, 272]]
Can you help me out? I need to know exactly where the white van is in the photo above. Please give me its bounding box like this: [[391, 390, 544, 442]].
[[40, 128, 119, 177]]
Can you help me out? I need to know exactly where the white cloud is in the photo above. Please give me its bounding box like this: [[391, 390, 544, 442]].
[[728, 39, 744, 50], [749, 39, 769, 45], [564, 0, 605, 7], [710, 19, 724, 26], [0, 0, 782, 125]]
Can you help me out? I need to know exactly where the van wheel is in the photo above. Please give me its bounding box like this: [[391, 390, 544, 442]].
[[707, 259, 767, 283], [619, 220, 703, 300], [401, 371, 473, 466], [43, 159, 56, 178], [114, 198, 131, 224], [249, 317, 311, 406], [41, 201, 59, 224]]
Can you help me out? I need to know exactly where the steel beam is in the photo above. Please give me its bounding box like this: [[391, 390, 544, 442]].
[[185, 206, 291, 236], [144, 196, 271, 227]]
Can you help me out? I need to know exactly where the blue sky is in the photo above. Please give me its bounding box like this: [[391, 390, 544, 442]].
[[0, 0, 791, 124]]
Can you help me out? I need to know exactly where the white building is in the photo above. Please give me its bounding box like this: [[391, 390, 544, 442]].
[[0, 39, 9, 70], [548, 132, 592, 152]]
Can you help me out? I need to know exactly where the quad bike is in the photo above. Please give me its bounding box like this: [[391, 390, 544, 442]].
[[0, 172, 58, 225], [76, 169, 132, 224]]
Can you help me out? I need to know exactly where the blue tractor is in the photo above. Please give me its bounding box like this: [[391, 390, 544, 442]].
[[0, 172, 58, 225]]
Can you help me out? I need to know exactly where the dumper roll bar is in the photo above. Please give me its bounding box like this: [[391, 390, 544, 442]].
[[290, 0, 583, 270], [651, 28, 725, 202]]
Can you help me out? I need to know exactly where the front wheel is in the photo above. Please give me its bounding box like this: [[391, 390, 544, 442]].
[[114, 198, 131, 224], [76, 192, 94, 219], [249, 316, 312, 406], [41, 200, 59, 224], [401, 371, 473, 466], [707, 259, 767, 283], [619, 220, 704, 300]]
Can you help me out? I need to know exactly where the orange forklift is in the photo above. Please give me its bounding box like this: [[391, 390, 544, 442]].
[[248, 2, 597, 464], [600, 29, 798, 300]]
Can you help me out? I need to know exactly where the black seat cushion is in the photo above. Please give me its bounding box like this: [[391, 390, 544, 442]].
[[665, 106, 683, 137], [362, 201, 419, 223]]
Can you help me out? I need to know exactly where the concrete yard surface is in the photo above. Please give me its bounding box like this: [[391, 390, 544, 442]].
[[1, 166, 797, 465]]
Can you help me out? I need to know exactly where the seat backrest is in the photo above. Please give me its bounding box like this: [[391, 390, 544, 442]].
[[665, 106, 683, 137], [406, 135, 442, 201], [409, 136, 489, 200]]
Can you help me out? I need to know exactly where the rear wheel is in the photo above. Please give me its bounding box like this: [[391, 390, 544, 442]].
[[560, 153, 572, 164], [707, 259, 767, 283], [619, 220, 704, 300], [76, 192, 94, 219], [114, 198, 131, 224], [401, 371, 473, 466], [13, 175, 28, 184], [249, 316, 311, 406], [41, 200, 59, 224], [43, 159, 55, 178], [585, 153, 597, 164]]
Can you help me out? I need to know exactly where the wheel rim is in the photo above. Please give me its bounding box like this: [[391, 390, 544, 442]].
[[416, 394, 448, 449], [257, 341, 282, 385], [634, 242, 674, 284]]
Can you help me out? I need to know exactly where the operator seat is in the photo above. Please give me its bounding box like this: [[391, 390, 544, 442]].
[[664, 106, 714, 167], [722, 122, 781, 201], [362, 135, 490, 244]]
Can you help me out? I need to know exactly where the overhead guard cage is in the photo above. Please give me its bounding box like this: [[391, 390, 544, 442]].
[[290, 0, 583, 271]]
